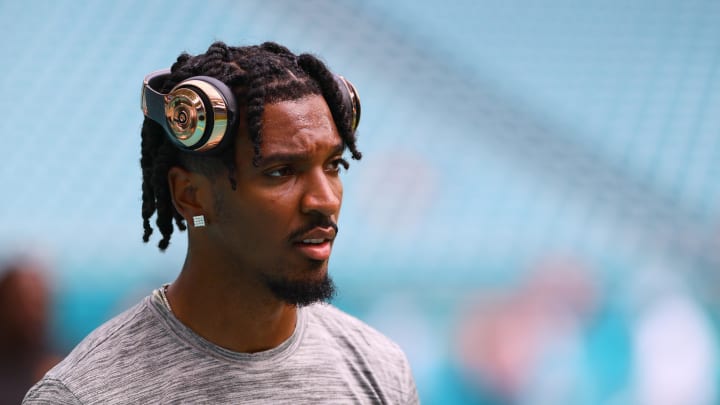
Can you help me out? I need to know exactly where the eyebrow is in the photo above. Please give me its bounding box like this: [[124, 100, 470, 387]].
[[257, 142, 345, 166]]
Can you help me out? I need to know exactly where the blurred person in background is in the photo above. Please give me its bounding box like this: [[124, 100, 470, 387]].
[[23, 41, 418, 404], [627, 268, 718, 405], [0, 257, 59, 405], [454, 257, 613, 404]]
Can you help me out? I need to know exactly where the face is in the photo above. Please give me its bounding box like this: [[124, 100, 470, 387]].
[[205, 94, 347, 305]]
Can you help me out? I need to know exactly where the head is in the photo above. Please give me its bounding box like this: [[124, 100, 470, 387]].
[[140, 41, 361, 306], [0, 259, 51, 351]]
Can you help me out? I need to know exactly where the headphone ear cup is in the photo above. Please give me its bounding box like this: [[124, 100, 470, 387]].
[[163, 76, 237, 153], [334, 75, 361, 133]]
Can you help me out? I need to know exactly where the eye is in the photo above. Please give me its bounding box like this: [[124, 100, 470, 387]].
[[327, 158, 350, 174], [265, 166, 295, 178]]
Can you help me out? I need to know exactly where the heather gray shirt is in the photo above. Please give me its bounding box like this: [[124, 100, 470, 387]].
[[23, 289, 419, 404]]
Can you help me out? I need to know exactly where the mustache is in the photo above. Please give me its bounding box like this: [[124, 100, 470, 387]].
[[287, 217, 339, 243]]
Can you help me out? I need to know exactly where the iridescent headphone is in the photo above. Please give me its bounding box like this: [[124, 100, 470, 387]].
[[141, 69, 361, 154]]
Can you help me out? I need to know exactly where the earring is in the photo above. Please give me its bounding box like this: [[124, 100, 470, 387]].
[[192, 215, 206, 228]]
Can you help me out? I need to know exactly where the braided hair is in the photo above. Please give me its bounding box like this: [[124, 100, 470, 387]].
[[140, 41, 362, 250]]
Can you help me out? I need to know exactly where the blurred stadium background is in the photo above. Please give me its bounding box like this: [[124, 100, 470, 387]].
[[2, 0, 720, 403]]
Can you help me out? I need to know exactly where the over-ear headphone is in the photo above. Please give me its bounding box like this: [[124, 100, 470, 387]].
[[141, 69, 361, 154]]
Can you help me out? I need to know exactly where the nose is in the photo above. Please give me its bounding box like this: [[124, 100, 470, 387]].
[[300, 169, 342, 218]]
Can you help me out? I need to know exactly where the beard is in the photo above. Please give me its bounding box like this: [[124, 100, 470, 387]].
[[262, 272, 336, 307]]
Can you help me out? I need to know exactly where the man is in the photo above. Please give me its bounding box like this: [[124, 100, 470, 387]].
[[24, 41, 419, 404]]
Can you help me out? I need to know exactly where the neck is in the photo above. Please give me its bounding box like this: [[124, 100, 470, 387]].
[[164, 251, 298, 353]]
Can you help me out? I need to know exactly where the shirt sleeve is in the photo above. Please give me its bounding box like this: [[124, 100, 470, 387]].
[[404, 375, 420, 405], [23, 378, 82, 405], [400, 350, 421, 404]]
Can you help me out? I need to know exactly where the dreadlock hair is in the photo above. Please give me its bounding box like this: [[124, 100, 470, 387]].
[[140, 41, 362, 251]]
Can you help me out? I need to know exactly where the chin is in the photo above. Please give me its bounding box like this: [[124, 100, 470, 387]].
[[264, 270, 336, 307], [303, 258, 329, 274]]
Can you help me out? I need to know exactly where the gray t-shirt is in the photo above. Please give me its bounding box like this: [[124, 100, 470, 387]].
[[23, 289, 419, 404]]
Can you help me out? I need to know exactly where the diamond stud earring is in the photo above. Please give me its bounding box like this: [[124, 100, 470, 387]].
[[192, 215, 206, 228]]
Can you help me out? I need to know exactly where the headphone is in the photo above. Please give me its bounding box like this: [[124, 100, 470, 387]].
[[141, 68, 361, 154]]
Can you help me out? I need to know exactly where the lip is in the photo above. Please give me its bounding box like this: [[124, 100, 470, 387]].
[[292, 227, 336, 261], [293, 239, 333, 261]]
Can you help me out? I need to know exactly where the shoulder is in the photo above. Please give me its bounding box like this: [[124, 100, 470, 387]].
[[305, 303, 412, 364], [27, 297, 158, 401], [304, 302, 361, 326], [302, 303, 419, 401], [57, 297, 154, 367], [304, 303, 400, 350]]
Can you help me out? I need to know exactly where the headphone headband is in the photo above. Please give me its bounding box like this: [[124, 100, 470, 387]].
[[141, 68, 361, 154]]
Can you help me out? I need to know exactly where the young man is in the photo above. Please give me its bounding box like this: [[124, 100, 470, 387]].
[[24, 42, 419, 404]]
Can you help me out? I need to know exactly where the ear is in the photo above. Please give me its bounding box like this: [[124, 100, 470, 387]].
[[168, 166, 207, 222]]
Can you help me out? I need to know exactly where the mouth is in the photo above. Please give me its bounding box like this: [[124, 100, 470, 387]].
[[293, 238, 333, 261], [291, 225, 337, 261]]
